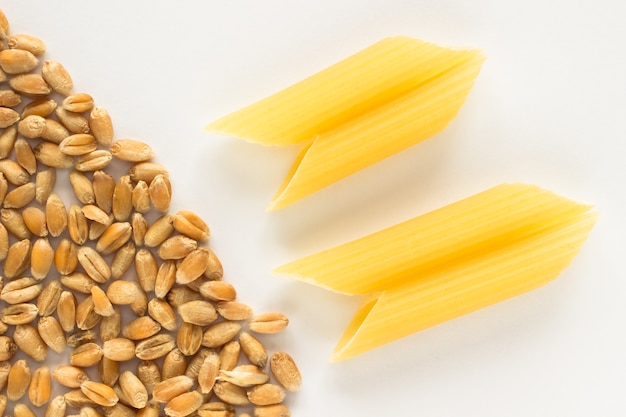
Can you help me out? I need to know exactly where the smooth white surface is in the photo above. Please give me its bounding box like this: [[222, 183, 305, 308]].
[[3, 1, 625, 416]]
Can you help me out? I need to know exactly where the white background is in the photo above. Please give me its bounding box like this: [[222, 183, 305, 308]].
[[3, 1, 625, 416]]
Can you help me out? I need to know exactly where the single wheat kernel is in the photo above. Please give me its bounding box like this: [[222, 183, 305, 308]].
[[30, 236, 54, 279], [37, 316, 67, 353], [106, 281, 140, 305], [158, 235, 198, 260], [149, 174, 172, 212], [204, 248, 224, 280], [152, 375, 195, 404], [45, 395, 67, 417], [69, 170, 96, 204], [75, 296, 102, 330], [135, 334, 176, 361], [13, 324, 47, 361], [0, 107, 19, 128], [68, 204, 89, 245], [75, 149, 113, 172], [112, 175, 133, 221], [60, 272, 94, 294], [7, 359, 31, 401], [36, 279, 62, 316], [111, 139, 155, 162], [197, 351, 220, 394], [99, 356, 120, 387], [100, 308, 122, 343], [176, 322, 203, 357], [28, 365, 52, 407], [217, 301, 253, 321], [178, 300, 217, 327], [161, 348, 187, 380], [14, 138, 37, 174], [0, 126, 16, 158], [0, 89, 21, 107], [218, 365, 269, 388], [3, 182, 35, 208], [59, 133, 97, 155], [56, 107, 90, 133], [22, 97, 57, 118], [62, 93, 94, 113], [144, 213, 175, 247], [80, 380, 119, 407], [164, 390, 204, 417], [89, 106, 114, 145], [155, 260, 177, 299], [70, 343, 104, 367], [239, 332, 267, 368], [123, 316, 161, 341], [22, 206, 48, 237], [34, 142, 74, 168], [201, 321, 242, 349], [35, 167, 56, 204], [269, 352, 301, 392], [199, 281, 237, 302], [147, 298, 178, 331], [0, 49, 39, 74], [77, 246, 111, 283], [41, 60, 73, 95], [91, 286, 115, 317], [119, 371, 148, 409], [9, 73, 51, 95], [176, 248, 211, 285], [46, 193, 68, 237], [132, 180, 151, 213], [0, 159, 30, 185], [0, 303, 38, 325], [42, 118, 70, 143], [219, 341, 241, 372], [248, 313, 289, 335], [52, 365, 89, 388], [111, 241, 136, 279], [96, 221, 132, 255], [8, 33, 46, 55], [55, 239, 79, 275], [137, 360, 161, 395], [129, 161, 169, 183], [135, 248, 158, 292], [57, 291, 77, 332], [213, 381, 249, 406], [102, 338, 136, 362], [3, 238, 31, 279], [0, 277, 42, 304], [173, 210, 210, 242]]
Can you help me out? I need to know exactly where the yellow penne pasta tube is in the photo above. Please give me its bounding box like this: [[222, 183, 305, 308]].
[[331, 212, 598, 362], [274, 183, 593, 295], [274, 183, 598, 361], [206, 36, 481, 146], [206, 36, 485, 210]]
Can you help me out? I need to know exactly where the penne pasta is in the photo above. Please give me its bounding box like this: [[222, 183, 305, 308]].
[[206, 37, 485, 210], [274, 184, 598, 361]]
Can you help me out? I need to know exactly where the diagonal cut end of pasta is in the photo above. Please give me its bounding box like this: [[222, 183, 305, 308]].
[[274, 184, 598, 361], [206, 37, 485, 210]]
